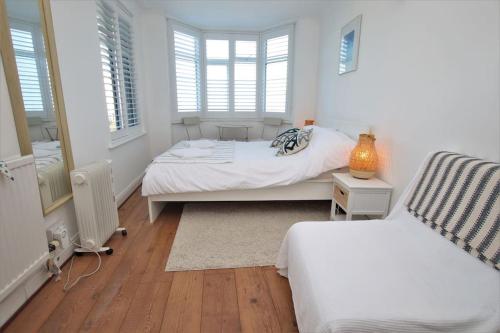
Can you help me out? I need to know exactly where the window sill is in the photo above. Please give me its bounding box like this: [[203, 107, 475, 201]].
[[108, 131, 146, 150]]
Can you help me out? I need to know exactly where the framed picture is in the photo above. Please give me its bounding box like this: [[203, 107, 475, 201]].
[[338, 15, 362, 75]]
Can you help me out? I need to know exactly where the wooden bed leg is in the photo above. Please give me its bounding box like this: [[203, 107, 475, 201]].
[[148, 198, 166, 223]]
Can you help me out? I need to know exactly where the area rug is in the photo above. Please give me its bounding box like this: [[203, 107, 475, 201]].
[[165, 201, 330, 271]]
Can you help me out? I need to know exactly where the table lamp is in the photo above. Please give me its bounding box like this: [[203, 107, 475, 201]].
[[349, 133, 378, 179]]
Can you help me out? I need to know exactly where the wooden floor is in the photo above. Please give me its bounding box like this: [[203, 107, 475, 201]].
[[3, 188, 298, 333]]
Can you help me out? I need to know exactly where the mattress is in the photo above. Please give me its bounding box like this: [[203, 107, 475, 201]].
[[276, 155, 500, 333], [142, 126, 355, 196]]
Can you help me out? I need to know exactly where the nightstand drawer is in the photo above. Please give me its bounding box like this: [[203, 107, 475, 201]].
[[333, 183, 349, 208], [351, 191, 391, 214]]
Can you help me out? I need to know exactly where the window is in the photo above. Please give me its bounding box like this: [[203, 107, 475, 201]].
[[206, 39, 229, 112], [97, 0, 140, 140], [264, 35, 289, 113], [173, 30, 201, 112], [10, 21, 53, 118], [234, 40, 257, 112], [169, 21, 293, 119]]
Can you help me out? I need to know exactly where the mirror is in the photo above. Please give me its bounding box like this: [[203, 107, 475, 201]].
[[0, 0, 74, 214]]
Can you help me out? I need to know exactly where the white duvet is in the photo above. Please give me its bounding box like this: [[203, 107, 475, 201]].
[[142, 126, 355, 196], [276, 156, 500, 333]]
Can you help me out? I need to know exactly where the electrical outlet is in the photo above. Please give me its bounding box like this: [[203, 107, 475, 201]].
[[47, 224, 70, 249]]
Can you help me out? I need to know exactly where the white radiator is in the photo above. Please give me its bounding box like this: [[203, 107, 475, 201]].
[[70, 161, 121, 251], [0, 156, 49, 302]]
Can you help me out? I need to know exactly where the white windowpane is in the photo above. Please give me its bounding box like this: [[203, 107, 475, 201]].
[[174, 30, 200, 112], [235, 40, 256, 58], [207, 64, 228, 112], [234, 63, 256, 112], [265, 34, 289, 113], [119, 17, 139, 127], [97, 1, 122, 131], [206, 39, 229, 60], [97, 1, 140, 132], [265, 61, 287, 113], [10, 28, 46, 113], [266, 35, 288, 60]]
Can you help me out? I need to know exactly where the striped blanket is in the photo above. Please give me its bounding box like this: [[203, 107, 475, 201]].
[[405, 151, 500, 270], [154, 140, 235, 164]]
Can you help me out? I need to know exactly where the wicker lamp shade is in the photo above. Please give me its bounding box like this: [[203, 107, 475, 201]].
[[349, 134, 378, 179]]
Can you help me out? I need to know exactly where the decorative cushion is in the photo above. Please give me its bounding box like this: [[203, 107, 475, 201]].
[[276, 128, 313, 156], [270, 128, 300, 148]]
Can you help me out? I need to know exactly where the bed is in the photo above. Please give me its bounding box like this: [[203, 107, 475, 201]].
[[32, 141, 70, 208], [143, 121, 368, 223], [276, 153, 500, 333]]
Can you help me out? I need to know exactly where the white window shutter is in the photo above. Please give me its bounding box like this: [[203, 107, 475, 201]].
[[173, 31, 201, 113], [264, 34, 289, 113], [118, 16, 139, 128], [97, 1, 123, 132], [234, 40, 257, 112], [206, 39, 229, 112]]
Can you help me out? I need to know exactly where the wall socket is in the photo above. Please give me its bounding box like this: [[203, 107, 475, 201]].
[[47, 224, 70, 250]]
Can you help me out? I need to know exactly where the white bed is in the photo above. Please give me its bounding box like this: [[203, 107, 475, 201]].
[[276, 158, 500, 333], [143, 122, 368, 223]]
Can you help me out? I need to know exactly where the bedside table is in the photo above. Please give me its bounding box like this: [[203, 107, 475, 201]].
[[331, 173, 392, 221]]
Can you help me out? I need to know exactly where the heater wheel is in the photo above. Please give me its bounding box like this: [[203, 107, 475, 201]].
[[105, 248, 113, 255], [121, 229, 128, 236]]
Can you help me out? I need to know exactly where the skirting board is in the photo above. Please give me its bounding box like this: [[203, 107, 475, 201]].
[[0, 233, 78, 327], [147, 171, 335, 223], [116, 171, 145, 207]]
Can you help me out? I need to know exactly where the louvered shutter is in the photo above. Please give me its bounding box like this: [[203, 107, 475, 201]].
[[118, 16, 139, 127], [10, 28, 45, 113], [234, 40, 257, 112], [206, 39, 229, 112], [264, 35, 289, 113], [174, 31, 201, 113], [97, 1, 123, 132]]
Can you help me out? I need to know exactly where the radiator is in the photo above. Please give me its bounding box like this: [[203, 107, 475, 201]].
[[0, 156, 49, 303], [70, 161, 120, 251]]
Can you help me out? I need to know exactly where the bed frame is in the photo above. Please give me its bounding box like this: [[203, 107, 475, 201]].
[[148, 120, 369, 223]]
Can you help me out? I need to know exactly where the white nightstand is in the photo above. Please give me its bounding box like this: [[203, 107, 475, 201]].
[[331, 173, 392, 221]]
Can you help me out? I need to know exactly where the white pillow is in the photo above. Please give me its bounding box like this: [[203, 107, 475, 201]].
[[305, 125, 356, 173]]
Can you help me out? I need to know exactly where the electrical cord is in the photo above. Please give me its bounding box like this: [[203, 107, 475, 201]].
[[63, 240, 102, 292]]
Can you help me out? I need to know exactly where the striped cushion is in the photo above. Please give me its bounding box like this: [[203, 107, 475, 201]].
[[405, 151, 500, 270]]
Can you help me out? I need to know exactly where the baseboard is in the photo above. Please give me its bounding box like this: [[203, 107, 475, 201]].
[[0, 233, 79, 328], [116, 171, 144, 207]]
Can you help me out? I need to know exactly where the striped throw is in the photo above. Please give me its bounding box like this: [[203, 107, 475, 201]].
[[405, 151, 499, 270]]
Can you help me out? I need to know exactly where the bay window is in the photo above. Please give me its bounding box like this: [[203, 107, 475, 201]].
[[169, 21, 293, 119]]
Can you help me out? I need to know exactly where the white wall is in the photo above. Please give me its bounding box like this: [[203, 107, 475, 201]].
[[50, 0, 153, 200], [316, 0, 500, 205], [138, 10, 172, 157]]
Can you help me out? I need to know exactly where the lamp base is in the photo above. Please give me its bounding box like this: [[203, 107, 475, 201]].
[[350, 169, 375, 179]]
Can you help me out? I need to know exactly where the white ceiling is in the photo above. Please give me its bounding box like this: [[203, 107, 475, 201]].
[[138, 0, 331, 30]]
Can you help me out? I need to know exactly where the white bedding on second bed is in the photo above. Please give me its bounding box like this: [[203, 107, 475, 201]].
[[142, 126, 355, 195], [276, 159, 500, 333]]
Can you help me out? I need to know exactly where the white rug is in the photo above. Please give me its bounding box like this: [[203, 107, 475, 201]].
[[165, 201, 330, 271]]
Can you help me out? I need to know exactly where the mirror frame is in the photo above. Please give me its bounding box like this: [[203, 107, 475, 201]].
[[0, 0, 74, 215]]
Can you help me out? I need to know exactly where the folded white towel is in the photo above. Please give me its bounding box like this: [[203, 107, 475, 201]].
[[184, 139, 216, 149], [170, 148, 214, 158]]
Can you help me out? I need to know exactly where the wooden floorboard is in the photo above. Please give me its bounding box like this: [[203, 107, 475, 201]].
[[3, 188, 297, 333]]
